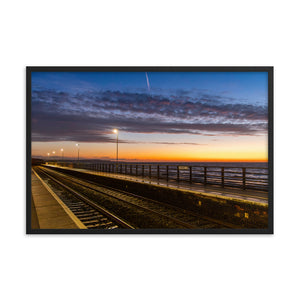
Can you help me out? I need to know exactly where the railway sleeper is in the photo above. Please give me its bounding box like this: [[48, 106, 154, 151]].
[[83, 220, 100, 225], [75, 212, 101, 217], [79, 216, 102, 221], [99, 221, 113, 227]]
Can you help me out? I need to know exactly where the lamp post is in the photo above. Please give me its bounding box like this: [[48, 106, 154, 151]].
[[61, 148, 64, 161], [76, 144, 80, 161], [113, 129, 119, 168], [47, 153, 50, 163]]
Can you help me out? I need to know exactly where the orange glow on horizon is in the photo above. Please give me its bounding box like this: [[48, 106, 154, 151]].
[[32, 138, 268, 163]]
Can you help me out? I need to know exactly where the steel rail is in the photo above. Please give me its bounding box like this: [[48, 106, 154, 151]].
[[40, 166, 236, 229], [37, 168, 135, 229], [40, 167, 200, 229]]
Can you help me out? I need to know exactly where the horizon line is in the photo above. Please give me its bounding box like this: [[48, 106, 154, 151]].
[[32, 156, 268, 163]]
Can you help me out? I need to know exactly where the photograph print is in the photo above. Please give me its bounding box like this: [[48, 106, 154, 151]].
[[27, 67, 273, 234]]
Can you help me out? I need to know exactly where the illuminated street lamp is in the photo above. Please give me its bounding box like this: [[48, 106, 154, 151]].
[[61, 148, 64, 160], [113, 129, 119, 165], [76, 144, 80, 161]]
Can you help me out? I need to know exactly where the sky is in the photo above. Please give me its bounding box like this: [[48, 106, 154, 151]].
[[31, 71, 268, 162]]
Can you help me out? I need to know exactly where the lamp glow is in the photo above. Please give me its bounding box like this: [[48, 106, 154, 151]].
[[113, 129, 119, 167], [75, 144, 80, 161]]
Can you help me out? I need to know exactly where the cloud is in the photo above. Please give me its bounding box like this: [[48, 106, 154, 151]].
[[31, 89, 268, 142]]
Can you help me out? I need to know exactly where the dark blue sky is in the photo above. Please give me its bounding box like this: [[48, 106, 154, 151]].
[[32, 71, 267, 106]]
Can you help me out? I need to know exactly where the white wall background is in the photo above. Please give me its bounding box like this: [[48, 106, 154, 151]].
[[0, 1, 298, 299]]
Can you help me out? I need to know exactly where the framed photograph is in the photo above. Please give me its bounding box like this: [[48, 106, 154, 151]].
[[27, 66, 273, 234]]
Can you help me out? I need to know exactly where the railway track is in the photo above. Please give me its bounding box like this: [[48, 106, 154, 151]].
[[36, 166, 236, 229], [34, 167, 134, 229]]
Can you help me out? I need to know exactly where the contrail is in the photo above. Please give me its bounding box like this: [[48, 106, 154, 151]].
[[145, 72, 150, 91]]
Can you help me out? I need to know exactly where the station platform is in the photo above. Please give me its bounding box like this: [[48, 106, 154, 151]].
[[45, 164, 268, 205], [31, 168, 86, 229]]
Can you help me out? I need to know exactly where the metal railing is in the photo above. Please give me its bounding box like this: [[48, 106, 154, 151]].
[[48, 162, 268, 191]]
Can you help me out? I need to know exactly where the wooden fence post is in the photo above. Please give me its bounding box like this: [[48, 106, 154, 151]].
[[242, 167, 246, 189], [221, 167, 224, 187], [166, 165, 169, 181]]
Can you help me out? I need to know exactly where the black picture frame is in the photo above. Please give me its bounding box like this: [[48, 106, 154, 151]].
[[26, 66, 273, 234]]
